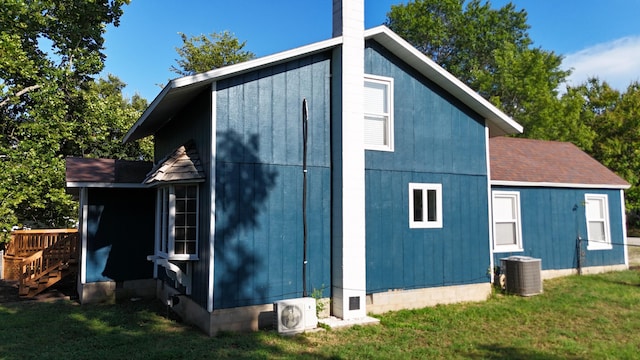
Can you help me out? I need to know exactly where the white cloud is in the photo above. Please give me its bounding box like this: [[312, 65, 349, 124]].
[[562, 36, 640, 91]]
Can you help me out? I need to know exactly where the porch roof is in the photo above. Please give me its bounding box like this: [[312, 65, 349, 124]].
[[65, 157, 153, 188]]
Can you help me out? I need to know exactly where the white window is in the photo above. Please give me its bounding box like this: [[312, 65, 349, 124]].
[[585, 194, 612, 250], [492, 191, 523, 252], [157, 184, 199, 260], [409, 183, 442, 228], [364, 75, 394, 151]]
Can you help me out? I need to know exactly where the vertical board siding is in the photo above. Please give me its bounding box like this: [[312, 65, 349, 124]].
[[364, 40, 491, 293], [154, 90, 212, 308], [213, 53, 332, 308], [85, 188, 154, 283], [492, 187, 626, 270]]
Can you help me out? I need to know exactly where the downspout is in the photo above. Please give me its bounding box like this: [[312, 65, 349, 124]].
[[302, 98, 309, 297]]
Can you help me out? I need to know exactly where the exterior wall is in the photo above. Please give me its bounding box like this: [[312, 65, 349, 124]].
[[491, 186, 626, 271], [154, 90, 213, 309], [364, 41, 492, 295], [84, 188, 154, 283], [213, 53, 332, 309]]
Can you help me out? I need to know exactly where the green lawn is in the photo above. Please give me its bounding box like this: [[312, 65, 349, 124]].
[[2, 270, 640, 359]]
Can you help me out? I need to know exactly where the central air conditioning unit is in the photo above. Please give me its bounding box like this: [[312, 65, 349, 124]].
[[501, 256, 543, 296], [273, 297, 318, 334]]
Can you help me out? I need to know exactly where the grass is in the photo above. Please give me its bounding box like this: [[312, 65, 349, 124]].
[[2, 271, 640, 359]]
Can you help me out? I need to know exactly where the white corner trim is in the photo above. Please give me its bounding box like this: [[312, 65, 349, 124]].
[[208, 82, 217, 313], [79, 188, 88, 285], [621, 189, 629, 266], [485, 127, 495, 282]]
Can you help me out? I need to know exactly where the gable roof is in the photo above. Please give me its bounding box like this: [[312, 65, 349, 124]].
[[490, 137, 630, 189], [143, 141, 206, 185], [124, 26, 522, 143], [65, 157, 153, 188]]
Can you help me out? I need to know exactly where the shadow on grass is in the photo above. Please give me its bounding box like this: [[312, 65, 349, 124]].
[[0, 299, 339, 360], [466, 344, 582, 360]]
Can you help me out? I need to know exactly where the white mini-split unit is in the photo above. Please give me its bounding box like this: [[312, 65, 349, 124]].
[[273, 297, 318, 334]]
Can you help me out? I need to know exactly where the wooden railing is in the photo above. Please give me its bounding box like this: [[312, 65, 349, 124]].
[[2, 229, 78, 297], [7, 229, 78, 258], [19, 232, 79, 296]]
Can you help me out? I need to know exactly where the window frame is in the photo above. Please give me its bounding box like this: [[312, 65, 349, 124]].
[[584, 193, 612, 250], [156, 184, 199, 261], [409, 183, 443, 229], [491, 191, 523, 253], [364, 74, 394, 152]]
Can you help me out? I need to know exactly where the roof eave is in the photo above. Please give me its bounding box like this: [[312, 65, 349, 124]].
[[491, 180, 631, 190], [364, 26, 523, 137], [123, 36, 344, 143]]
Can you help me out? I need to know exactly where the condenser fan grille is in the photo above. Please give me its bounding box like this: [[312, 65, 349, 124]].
[[280, 305, 303, 329]]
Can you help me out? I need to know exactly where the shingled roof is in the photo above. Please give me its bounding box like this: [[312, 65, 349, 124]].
[[66, 157, 153, 186], [490, 137, 630, 189], [144, 141, 205, 185]]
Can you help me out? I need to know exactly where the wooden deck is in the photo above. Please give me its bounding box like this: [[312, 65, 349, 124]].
[[2, 229, 78, 298]]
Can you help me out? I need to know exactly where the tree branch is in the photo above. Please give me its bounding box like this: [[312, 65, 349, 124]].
[[0, 84, 42, 109]]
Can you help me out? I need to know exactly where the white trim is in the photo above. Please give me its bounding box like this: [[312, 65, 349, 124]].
[[491, 180, 630, 190], [124, 26, 523, 143], [364, 26, 522, 137], [208, 82, 217, 313], [79, 187, 88, 285], [485, 127, 495, 282], [621, 190, 629, 266], [585, 193, 613, 250], [408, 183, 443, 229], [66, 182, 148, 189], [491, 191, 523, 253], [123, 37, 342, 143], [364, 74, 394, 152]]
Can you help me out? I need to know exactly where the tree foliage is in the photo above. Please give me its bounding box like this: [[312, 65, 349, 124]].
[[386, 0, 569, 133], [0, 0, 150, 236], [170, 31, 255, 76]]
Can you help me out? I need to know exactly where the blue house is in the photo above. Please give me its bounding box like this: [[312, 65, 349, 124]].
[[489, 137, 630, 279], [65, 0, 629, 335]]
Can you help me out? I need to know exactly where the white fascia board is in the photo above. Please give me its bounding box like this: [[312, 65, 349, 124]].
[[124, 37, 343, 143], [490, 180, 631, 190], [364, 26, 523, 137], [65, 182, 148, 189]]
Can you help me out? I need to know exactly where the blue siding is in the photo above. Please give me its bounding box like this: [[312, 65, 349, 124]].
[[364, 41, 492, 293], [155, 90, 213, 308], [85, 188, 154, 283], [213, 53, 332, 308], [492, 187, 626, 270]]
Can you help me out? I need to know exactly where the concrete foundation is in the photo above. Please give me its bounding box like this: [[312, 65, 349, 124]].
[[78, 278, 156, 304], [366, 282, 492, 314], [541, 264, 628, 280]]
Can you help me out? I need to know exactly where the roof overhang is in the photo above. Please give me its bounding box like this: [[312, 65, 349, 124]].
[[123, 37, 343, 143], [491, 180, 631, 190], [124, 26, 523, 143]]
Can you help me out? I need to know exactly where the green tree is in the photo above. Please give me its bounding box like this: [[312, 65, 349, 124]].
[[0, 0, 148, 236], [567, 79, 640, 212], [385, 0, 569, 133], [170, 30, 255, 76]]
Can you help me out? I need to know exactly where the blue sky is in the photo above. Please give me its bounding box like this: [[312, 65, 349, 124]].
[[102, 1, 640, 101]]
